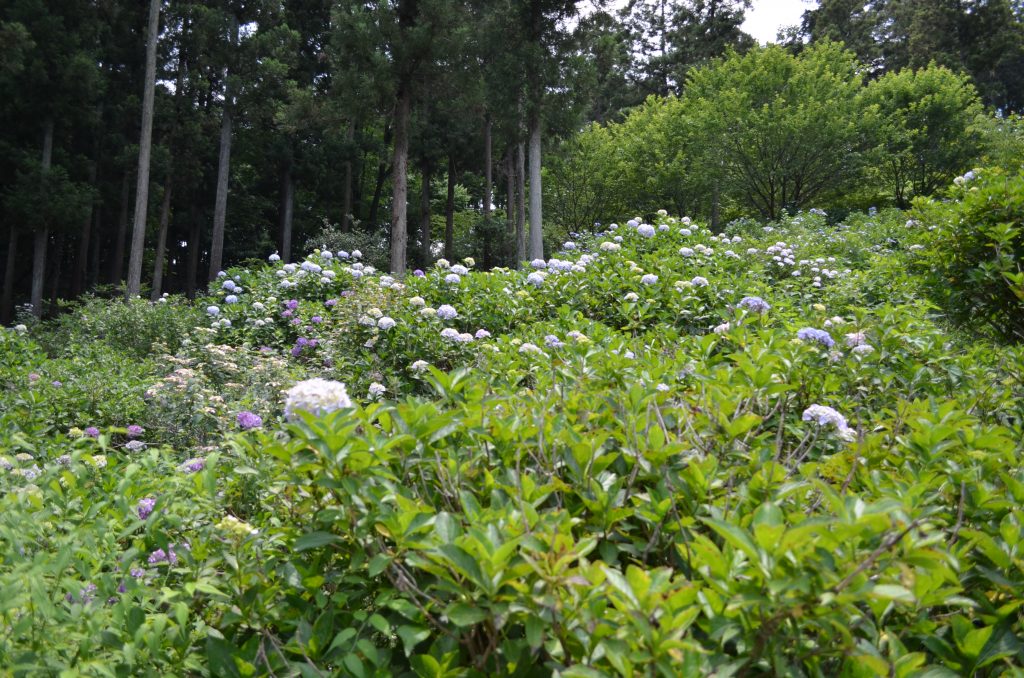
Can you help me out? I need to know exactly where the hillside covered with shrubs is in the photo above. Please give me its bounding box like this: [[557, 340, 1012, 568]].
[[3, 167, 1024, 675]]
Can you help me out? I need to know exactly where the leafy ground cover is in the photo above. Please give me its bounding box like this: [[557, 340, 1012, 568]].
[[2, 178, 1024, 676]]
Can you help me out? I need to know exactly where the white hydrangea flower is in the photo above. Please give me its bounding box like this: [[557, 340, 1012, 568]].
[[269, 252, 281, 262], [285, 378, 353, 421], [637, 224, 656, 238], [207, 306, 220, 316], [408, 296, 426, 307], [518, 342, 544, 355], [691, 276, 709, 287], [624, 292, 639, 302], [450, 264, 468, 276], [377, 316, 396, 330], [410, 360, 430, 372], [445, 273, 461, 284], [437, 304, 458, 320], [530, 258, 547, 269], [640, 274, 658, 285], [351, 250, 362, 259], [679, 247, 694, 257], [526, 272, 545, 287], [368, 382, 386, 398], [600, 241, 621, 252]]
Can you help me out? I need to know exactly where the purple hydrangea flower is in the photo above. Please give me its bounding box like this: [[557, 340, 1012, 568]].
[[130, 567, 145, 578], [544, 334, 565, 349], [311, 315, 323, 324], [85, 427, 100, 438], [137, 497, 156, 520], [281, 309, 293, 318], [181, 458, 205, 473], [148, 548, 178, 565], [237, 411, 263, 430], [738, 296, 770, 313], [52, 380, 63, 388], [286, 299, 299, 310], [340, 290, 355, 298], [126, 425, 144, 439], [796, 327, 835, 348], [413, 269, 425, 277], [56, 454, 71, 465], [325, 298, 338, 307]]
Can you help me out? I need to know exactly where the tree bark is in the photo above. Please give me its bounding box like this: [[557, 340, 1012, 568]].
[[445, 155, 456, 261], [31, 118, 54, 318], [419, 161, 431, 268], [1, 230, 18, 324], [528, 118, 543, 261], [515, 142, 526, 266], [150, 177, 173, 300], [341, 121, 354, 232], [126, 0, 161, 298], [111, 173, 130, 285], [389, 84, 411, 274], [208, 11, 238, 281], [279, 156, 294, 262]]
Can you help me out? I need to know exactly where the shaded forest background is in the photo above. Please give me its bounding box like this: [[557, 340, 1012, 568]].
[[1, 0, 1022, 322]]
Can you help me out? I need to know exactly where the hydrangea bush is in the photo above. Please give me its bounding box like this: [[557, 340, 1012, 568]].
[[2, 200, 1024, 675]]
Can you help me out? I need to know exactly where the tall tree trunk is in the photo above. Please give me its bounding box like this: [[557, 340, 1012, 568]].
[[389, 84, 411, 274], [528, 118, 543, 261], [483, 114, 492, 222], [342, 121, 355, 232], [419, 161, 431, 268], [111, 173, 130, 285], [150, 177, 173, 300], [208, 11, 238, 281], [31, 118, 54, 318], [445, 155, 456, 261], [186, 202, 200, 299], [279, 156, 294, 262], [1, 229, 17, 324], [126, 0, 161, 298], [515, 142, 526, 266]]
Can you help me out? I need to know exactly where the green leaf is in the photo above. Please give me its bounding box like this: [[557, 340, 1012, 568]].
[[869, 585, 915, 603], [444, 602, 487, 626], [294, 531, 342, 552], [396, 625, 430, 657]]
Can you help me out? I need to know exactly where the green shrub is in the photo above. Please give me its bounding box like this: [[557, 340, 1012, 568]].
[[913, 168, 1024, 342]]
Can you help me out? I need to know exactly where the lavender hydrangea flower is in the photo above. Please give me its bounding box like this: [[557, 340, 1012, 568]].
[[640, 274, 659, 285], [474, 329, 491, 339], [237, 411, 263, 430], [125, 440, 146, 452], [637, 224, 656, 238], [544, 335, 565, 349], [437, 304, 458, 320], [413, 269, 425, 277], [802, 404, 855, 440], [85, 426, 100, 438], [181, 457, 205, 473], [377, 316, 396, 330], [796, 327, 836, 348], [126, 425, 144, 438], [137, 497, 156, 520], [738, 296, 770, 313]]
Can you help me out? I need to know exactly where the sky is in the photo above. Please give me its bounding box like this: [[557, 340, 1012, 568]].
[[741, 0, 810, 44]]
